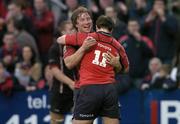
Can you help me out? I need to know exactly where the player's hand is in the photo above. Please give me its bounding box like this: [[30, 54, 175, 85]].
[[104, 51, 121, 68], [44, 65, 53, 90], [82, 36, 97, 51], [68, 81, 75, 90]]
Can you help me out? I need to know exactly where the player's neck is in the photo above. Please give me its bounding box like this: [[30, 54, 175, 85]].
[[96, 28, 110, 33]]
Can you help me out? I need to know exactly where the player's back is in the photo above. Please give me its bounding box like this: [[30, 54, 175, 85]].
[[78, 32, 122, 87]]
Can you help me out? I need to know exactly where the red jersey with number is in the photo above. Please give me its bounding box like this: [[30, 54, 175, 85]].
[[65, 32, 129, 87]]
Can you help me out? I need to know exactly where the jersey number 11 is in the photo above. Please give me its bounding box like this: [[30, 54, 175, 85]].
[[92, 50, 107, 67]]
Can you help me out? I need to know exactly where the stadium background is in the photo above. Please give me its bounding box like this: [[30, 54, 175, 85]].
[[0, 0, 180, 124]]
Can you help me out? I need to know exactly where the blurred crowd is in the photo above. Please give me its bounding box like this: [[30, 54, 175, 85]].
[[0, 0, 180, 96]]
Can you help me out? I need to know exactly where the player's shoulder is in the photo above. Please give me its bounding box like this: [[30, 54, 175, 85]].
[[89, 32, 98, 39], [112, 38, 125, 51]]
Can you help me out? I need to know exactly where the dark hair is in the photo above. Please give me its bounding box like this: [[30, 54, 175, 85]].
[[10, 1, 23, 10], [96, 15, 114, 31], [106, 5, 119, 14], [4, 32, 15, 37], [14, 20, 24, 31], [153, 0, 167, 6], [128, 18, 139, 23], [20, 46, 37, 65], [71, 6, 92, 30], [59, 20, 72, 33], [0, 60, 5, 67]]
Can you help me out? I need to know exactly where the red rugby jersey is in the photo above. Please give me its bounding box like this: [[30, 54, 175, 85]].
[[65, 32, 129, 87]]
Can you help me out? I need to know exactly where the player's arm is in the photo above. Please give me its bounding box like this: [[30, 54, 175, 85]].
[[104, 51, 122, 73], [57, 33, 83, 46], [57, 34, 96, 46], [57, 35, 66, 45], [50, 66, 74, 90], [63, 37, 97, 69], [64, 46, 86, 69], [118, 46, 129, 73], [48, 44, 74, 89], [57, 34, 85, 69]]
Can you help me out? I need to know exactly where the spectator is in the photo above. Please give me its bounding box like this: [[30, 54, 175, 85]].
[[151, 64, 173, 89], [119, 18, 154, 85], [141, 58, 177, 90], [89, 0, 114, 29], [6, 1, 35, 36], [14, 46, 42, 92], [170, 0, 180, 22], [0, 32, 20, 73], [49, 0, 67, 28], [0, 61, 13, 96], [0, 0, 7, 18], [29, 0, 54, 65], [0, 18, 6, 47], [8, 19, 39, 58], [116, 1, 128, 22], [63, 0, 79, 20], [129, 0, 151, 25], [169, 31, 180, 89], [140, 57, 162, 90], [0, 0, 7, 46], [143, 0, 178, 63], [105, 6, 126, 39]]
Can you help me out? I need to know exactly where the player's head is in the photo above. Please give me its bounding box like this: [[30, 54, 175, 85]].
[[96, 15, 114, 32], [58, 20, 75, 35], [71, 6, 92, 33]]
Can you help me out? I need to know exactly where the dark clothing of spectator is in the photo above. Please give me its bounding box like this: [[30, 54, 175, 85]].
[[0, 44, 20, 73], [129, 2, 151, 25], [0, 71, 13, 96], [0, 24, 6, 47], [14, 14, 35, 37], [112, 19, 126, 40], [141, 73, 166, 88], [0, 0, 7, 18], [29, 9, 54, 64], [143, 15, 178, 63], [119, 34, 154, 78]]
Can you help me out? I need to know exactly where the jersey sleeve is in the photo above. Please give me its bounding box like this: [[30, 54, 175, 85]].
[[119, 45, 129, 72], [65, 33, 77, 46], [65, 33, 87, 46], [63, 45, 76, 59]]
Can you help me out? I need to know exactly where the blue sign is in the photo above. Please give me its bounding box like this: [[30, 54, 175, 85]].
[[0, 90, 50, 124], [0, 89, 180, 124]]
